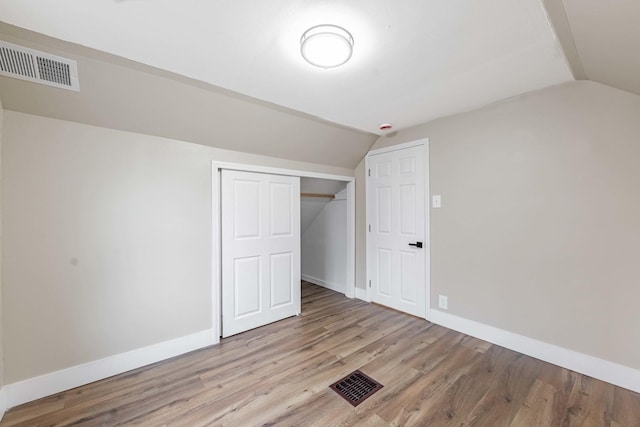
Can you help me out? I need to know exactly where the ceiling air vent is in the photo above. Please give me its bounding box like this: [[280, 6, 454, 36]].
[[0, 40, 79, 91]]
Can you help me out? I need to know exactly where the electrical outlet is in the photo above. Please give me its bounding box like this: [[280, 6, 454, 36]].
[[438, 295, 448, 310], [432, 195, 442, 208]]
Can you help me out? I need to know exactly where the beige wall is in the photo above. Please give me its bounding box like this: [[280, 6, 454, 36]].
[[1, 111, 353, 384], [6, 79, 640, 386], [362, 81, 640, 370]]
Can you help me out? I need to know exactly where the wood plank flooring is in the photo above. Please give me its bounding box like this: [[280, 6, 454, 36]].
[[2, 282, 639, 426]]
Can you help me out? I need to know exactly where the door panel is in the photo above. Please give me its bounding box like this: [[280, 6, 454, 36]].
[[377, 248, 392, 297], [270, 252, 293, 308], [270, 182, 293, 236], [233, 180, 260, 239], [222, 170, 300, 337], [400, 184, 416, 234], [377, 186, 392, 233], [400, 251, 416, 303], [234, 256, 261, 317], [368, 144, 427, 317]]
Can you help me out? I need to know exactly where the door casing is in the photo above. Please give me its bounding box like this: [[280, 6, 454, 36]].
[[212, 161, 355, 343]]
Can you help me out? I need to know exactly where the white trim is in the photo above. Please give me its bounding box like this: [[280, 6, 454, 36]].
[[367, 139, 428, 156], [431, 310, 640, 393], [345, 181, 355, 298], [212, 161, 357, 339], [355, 286, 369, 302], [0, 387, 7, 421], [211, 161, 353, 182], [211, 165, 222, 343], [3, 329, 214, 410], [364, 154, 370, 303], [365, 138, 431, 320], [423, 141, 431, 320], [302, 274, 345, 294]]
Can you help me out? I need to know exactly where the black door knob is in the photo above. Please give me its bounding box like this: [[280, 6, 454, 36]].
[[408, 242, 423, 248]]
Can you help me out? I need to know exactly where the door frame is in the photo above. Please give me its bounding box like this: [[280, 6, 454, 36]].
[[365, 138, 431, 320], [212, 161, 356, 343]]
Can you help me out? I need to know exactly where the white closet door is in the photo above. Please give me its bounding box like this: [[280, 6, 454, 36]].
[[221, 170, 300, 337], [368, 144, 427, 317]]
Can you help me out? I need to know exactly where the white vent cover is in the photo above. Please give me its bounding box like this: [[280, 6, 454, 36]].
[[0, 40, 79, 91]]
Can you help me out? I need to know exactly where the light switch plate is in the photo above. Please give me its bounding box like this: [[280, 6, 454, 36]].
[[432, 195, 442, 208], [438, 295, 448, 310]]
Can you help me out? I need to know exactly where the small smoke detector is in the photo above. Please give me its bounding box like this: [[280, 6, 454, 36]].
[[0, 40, 80, 91], [379, 123, 393, 131]]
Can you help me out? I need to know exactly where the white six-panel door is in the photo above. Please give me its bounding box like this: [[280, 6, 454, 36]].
[[368, 144, 427, 318], [221, 170, 301, 337]]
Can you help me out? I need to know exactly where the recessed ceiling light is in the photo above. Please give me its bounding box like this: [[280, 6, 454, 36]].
[[300, 24, 354, 69]]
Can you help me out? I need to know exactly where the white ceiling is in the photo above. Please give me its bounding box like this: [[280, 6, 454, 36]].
[[0, 23, 377, 170], [0, 0, 573, 134]]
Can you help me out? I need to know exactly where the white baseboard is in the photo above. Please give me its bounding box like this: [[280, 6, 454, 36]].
[[355, 286, 369, 302], [4, 329, 215, 410], [302, 274, 346, 294], [430, 310, 640, 393], [0, 387, 7, 421]]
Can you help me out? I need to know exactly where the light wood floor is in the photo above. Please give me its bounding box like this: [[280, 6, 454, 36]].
[[2, 282, 639, 426]]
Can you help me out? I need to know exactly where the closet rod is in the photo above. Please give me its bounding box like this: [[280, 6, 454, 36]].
[[300, 192, 335, 199]]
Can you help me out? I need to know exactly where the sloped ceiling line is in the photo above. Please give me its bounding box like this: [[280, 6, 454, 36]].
[[541, 0, 587, 80], [0, 22, 377, 170], [0, 0, 573, 134]]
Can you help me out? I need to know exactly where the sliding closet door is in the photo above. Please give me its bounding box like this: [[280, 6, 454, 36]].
[[221, 170, 301, 337]]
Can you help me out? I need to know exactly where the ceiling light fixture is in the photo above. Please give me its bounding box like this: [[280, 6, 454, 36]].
[[300, 24, 354, 69]]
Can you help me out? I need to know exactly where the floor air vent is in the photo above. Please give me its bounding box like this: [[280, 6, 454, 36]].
[[329, 370, 383, 407], [0, 40, 79, 91]]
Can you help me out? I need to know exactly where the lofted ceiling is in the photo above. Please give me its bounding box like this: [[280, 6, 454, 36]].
[[542, 0, 640, 96], [1, 1, 638, 171], [0, 23, 376, 170], [560, 0, 640, 96], [0, 0, 573, 136]]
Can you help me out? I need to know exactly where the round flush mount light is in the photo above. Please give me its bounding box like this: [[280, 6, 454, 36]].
[[300, 24, 354, 69]]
